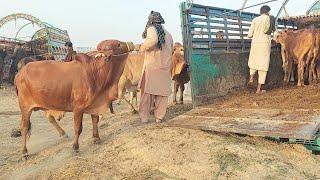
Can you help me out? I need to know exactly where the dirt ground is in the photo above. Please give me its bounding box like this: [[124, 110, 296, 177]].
[[1, 84, 320, 180]]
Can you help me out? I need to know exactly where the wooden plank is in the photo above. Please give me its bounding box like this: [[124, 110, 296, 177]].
[[191, 24, 242, 32], [191, 31, 246, 37], [168, 107, 320, 140]]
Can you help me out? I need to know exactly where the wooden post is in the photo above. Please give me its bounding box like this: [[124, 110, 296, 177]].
[[206, 7, 213, 53], [238, 11, 245, 52], [223, 10, 229, 51]]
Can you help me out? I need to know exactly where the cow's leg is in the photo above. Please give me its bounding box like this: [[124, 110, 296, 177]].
[[282, 59, 287, 83], [173, 81, 178, 104], [20, 110, 32, 159], [129, 92, 134, 105], [91, 114, 100, 144], [290, 65, 295, 84], [308, 62, 314, 84], [72, 111, 83, 152], [305, 61, 311, 85], [117, 75, 127, 106], [47, 115, 66, 137], [130, 91, 138, 106], [297, 60, 305, 87], [109, 102, 114, 114], [178, 83, 185, 104], [123, 96, 137, 114], [283, 57, 291, 86], [311, 60, 318, 84], [134, 91, 138, 107], [316, 61, 320, 80]]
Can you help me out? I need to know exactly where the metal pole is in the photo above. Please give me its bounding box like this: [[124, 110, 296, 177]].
[[240, 0, 249, 15], [306, 0, 320, 15], [14, 22, 32, 39], [275, 0, 290, 19], [221, 0, 279, 16], [275, 0, 290, 28]]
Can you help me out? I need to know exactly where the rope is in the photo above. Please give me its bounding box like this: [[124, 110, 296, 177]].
[[95, 42, 134, 59]]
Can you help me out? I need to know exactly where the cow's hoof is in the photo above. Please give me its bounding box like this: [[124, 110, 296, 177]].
[[93, 137, 101, 144], [72, 144, 79, 152], [11, 128, 21, 138], [22, 153, 29, 160], [131, 109, 138, 114]]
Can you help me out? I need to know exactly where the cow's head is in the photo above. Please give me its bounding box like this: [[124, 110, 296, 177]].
[[215, 31, 224, 39], [173, 42, 184, 56], [275, 29, 294, 45], [95, 40, 135, 61]]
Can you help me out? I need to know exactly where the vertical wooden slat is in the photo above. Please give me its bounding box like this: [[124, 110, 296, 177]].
[[223, 10, 229, 51], [238, 11, 245, 52], [205, 7, 213, 52]]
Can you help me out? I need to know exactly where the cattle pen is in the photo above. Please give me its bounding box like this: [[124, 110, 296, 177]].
[[167, 2, 320, 154]]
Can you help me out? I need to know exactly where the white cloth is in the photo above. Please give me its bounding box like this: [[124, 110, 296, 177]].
[[248, 14, 271, 72], [139, 92, 168, 122], [250, 68, 267, 84]]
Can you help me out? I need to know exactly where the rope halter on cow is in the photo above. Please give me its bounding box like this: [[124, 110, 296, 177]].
[[94, 42, 135, 60]]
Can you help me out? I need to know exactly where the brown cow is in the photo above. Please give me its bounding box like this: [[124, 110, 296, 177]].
[[15, 40, 134, 159], [15, 52, 114, 139], [171, 42, 190, 104], [18, 54, 55, 71], [276, 29, 320, 86]]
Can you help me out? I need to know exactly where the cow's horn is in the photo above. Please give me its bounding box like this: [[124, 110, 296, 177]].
[[126, 42, 135, 51], [95, 53, 106, 58]]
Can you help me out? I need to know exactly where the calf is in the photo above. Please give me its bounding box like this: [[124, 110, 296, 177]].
[[276, 29, 320, 86], [171, 43, 190, 104], [116, 52, 144, 113]]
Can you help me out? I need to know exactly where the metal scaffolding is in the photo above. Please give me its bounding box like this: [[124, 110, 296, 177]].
[[0, 13, 70, 60]]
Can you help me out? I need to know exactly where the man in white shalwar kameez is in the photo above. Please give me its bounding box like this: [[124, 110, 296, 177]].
[[247, 5, 272, 94], [137, 11, 173, 123]]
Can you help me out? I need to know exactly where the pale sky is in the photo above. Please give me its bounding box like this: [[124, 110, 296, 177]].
[[0, 0, 316, 48]]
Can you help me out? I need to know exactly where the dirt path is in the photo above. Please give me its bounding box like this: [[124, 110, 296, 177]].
[[0, 85, 320, 179]]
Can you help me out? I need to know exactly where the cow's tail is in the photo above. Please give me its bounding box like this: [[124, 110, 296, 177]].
[[14, 72, 20, 96], [15, 86, 18, 96]]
